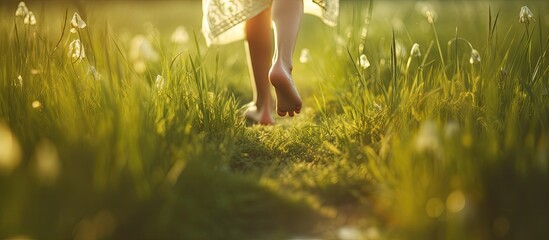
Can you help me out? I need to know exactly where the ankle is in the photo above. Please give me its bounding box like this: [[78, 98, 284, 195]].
[[273, 58, 293, 72]]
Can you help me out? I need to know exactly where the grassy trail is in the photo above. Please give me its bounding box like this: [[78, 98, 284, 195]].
[[1, 1, 549, 239]]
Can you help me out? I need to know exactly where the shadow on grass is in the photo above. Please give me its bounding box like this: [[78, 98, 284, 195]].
[[113, 158, 324, 240]]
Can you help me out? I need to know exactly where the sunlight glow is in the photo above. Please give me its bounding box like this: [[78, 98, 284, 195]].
[[299, 48, 311, 64], [171, 26, 190, 44], [426, 197, 444, 218], [446, 190, 466, 213], [33, 139, 61, 185], [338, 226, 362, 240], [0, 123, 21, 175], [31, 100, 42, 109]]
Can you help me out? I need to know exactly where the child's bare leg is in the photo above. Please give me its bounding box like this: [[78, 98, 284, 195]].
[[270, 0, 303, 117], [244, 8, 274, 125]]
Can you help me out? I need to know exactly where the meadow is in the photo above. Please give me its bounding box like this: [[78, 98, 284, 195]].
[[1, 0, 548, 239]]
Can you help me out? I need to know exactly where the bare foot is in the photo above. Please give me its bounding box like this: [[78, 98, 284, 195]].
[[269, 62, 302, 117], [243, 102, 275, 125]]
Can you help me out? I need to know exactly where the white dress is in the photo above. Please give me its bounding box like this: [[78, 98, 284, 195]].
[[202, 0, 339, 45]]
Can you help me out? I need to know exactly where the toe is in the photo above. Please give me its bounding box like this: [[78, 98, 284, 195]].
[[277, 109, 287, 117], [288, 111, 295, 117], [295, 105, 302, 113]]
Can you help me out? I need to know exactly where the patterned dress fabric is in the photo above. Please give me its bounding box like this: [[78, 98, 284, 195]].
[[202, 0, 339, 45]]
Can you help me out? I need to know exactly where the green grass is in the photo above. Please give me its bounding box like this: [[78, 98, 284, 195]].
[[1, 1, 549, 239]]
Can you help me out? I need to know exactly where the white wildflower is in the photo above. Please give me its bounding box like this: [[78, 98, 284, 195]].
[[338, 226, 362, 240], [133, 61, 147, 74], [0, 123, 22, 175], [415, 120, 440, 153], [171, 26, 189, 44], [365, 227, 380, 239], [15, 75, 23, 87], [33, 139, 61, 185], [68, 39, 86, 62], [391, 18, 405, 32], [130, 35, 160, 63], [444, 121, 460, 139], [396, 41, 407, 58], [24, 11, 36, 26], [15, 1, 29, 17], [129, 35, 159, 73], [88, 66, 101, 80], [426, 10, 437, 24], [519, 6, 533, 24], [299, 48, 311, 64], [155, 75, 165, 89], [359, 54, 370, 69], [70, 12, 87, 33], [411, 43, 421, 57], [469, 49, 481, 64], [336, 35, 346, 55]]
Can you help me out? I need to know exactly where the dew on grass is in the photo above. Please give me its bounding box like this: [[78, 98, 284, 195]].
[[299, 48, 311, 64], [33, 139, 60, 185], [171, 26, 189, 44], [0, 123, 22, 175], [446, 190, 466, 213], [70, 12, 87, 33]]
